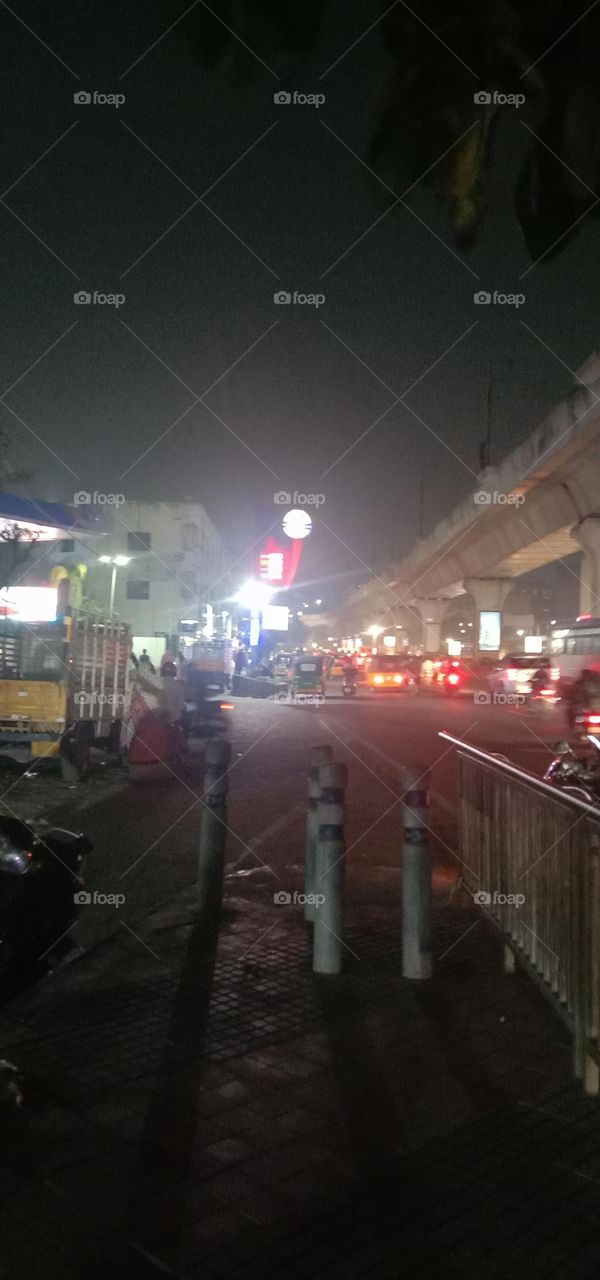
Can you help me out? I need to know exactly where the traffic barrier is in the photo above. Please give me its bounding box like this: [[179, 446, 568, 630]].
[[313, 761, 347, 974], [304, 745, 333, 922], [196, 738, 231, 913], [232, 674, 285, 699], [401, 765, 432, 980], [440, 730, 600, 1093]]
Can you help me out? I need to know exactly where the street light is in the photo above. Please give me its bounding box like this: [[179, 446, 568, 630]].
[[98, 555, 131, 613]]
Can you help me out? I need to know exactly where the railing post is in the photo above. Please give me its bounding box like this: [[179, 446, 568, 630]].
[[305, 745, 333, 922], [197, 738, 231, 913], [401, 765, 432, 981], [313, 761, 347, 974]]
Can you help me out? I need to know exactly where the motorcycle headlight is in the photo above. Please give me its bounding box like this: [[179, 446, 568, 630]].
[[0, 835, 33, 875]]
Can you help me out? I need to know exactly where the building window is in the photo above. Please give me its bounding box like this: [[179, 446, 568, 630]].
[[126, 579, 150, 600], [58, 539, 75, 552], [127, 532, 152, 552], [180, 571, 196, 601]]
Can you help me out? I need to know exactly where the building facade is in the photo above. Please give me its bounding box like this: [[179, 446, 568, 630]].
[[45, 500, 230, 641]]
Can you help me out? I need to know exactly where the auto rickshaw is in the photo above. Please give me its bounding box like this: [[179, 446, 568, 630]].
[[290, 654, 325, 702]]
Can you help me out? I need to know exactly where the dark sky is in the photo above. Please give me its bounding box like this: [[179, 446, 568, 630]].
[[2, 1, 600, 601]]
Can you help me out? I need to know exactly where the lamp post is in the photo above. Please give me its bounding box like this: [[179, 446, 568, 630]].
[[99, 554, 130, 614]]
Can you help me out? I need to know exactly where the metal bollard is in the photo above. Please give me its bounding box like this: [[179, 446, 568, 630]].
[[401, 765, 432, 980], [305, 745, 334, 922], [313, 761, 348, 974], [197, 738, 232, 913]]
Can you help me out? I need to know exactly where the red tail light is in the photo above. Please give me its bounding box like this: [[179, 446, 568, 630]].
[[220, 702, 234, 711], [585, 713, 600, 726], [447, 672, 460, 686]]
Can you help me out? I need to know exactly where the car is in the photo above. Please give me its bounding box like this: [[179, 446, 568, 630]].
[[363, 655, 416, 691], [487, 654, 554, 697]]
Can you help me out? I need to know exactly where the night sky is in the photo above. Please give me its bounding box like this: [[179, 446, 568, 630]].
[[2, 1, 600, 601]]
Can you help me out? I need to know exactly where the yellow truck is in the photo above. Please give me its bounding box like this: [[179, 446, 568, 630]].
[[0, 612, 131, 781]]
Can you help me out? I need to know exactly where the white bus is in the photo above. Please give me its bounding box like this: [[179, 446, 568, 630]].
[[550, 616, 600, 690]]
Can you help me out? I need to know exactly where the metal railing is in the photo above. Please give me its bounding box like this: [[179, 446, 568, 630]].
[[440, 731, 600, 1092]]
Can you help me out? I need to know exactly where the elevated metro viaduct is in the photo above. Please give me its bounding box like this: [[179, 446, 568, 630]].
[[345, 352, 600, 655]]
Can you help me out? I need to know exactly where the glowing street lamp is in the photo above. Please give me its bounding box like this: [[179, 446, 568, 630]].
[[98, 554, 131, 613], [234, 579, 274, 611]]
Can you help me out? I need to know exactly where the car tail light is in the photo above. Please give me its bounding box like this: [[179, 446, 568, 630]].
[[374, 674, 384, 685], [585, 713, 600, 726], [219, 702, 234, 711], [539, 688, 555, 698], [447, 672, 460, 686], [393, 674, 404, 684]]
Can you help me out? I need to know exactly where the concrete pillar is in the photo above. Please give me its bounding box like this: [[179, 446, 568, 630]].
[[414, 599, 449, 654], [463, 578, 513, 658], [573, 518, 600, 617]]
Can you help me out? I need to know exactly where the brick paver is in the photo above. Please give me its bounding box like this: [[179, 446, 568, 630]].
[[1, 884, 599, 1278]]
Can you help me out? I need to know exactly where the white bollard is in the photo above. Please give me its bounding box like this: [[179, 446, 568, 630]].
[[401, 765, 432, 980], [313, 761, 347, 974], [305, 745, 333, 922]]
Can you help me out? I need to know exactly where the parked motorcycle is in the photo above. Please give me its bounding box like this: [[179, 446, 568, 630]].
[[0, 816, 92, 978], [544, 715, 600, 805]]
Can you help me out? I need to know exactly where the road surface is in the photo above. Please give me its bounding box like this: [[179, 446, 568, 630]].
[[0, 688, 568, 956]]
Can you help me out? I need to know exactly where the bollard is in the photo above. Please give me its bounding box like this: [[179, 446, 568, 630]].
[[313, 761, 348, 974], [401, 766, 432, 980], [305, 745, 334, 922], [197, 738, 232, 913]]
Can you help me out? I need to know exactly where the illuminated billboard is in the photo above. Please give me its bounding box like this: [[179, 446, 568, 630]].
[[262, 604, 289, 632], [478, 610, 501, 651], [0, 586, 58, 622]]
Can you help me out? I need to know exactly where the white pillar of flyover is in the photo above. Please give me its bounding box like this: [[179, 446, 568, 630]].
[[414, 599, 450, 654], [573, 518, 600, 617], [463, 578, 513, 659]]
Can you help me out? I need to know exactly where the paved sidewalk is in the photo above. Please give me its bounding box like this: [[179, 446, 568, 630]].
[[1, 876, 600, 1279]]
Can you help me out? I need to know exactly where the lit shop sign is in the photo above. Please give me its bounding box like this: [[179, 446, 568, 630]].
[[478, 611, 501, 651], [257, 537, 302, 588], [282, 509, 312, 540], [0, 586, 58, 622], [259, 551, 284, 582]]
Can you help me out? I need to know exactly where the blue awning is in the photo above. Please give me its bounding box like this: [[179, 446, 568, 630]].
[[0, 494, 110, 537]]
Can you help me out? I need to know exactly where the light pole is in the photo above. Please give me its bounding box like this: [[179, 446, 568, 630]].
[[99, 554, 130, 615]]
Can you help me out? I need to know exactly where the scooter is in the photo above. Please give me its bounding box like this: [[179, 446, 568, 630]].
[[342, 677, 357, 697], [0, 816, 92, 978]]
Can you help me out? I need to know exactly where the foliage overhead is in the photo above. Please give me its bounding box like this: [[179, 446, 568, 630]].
[[164, 0, 600, 260]]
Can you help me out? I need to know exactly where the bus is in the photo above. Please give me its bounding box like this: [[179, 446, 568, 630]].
[[550, 616, 600, 691]]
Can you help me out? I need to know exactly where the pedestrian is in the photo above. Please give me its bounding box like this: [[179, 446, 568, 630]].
[[139, 648, 156, 675], [234, 646, 246, 675]]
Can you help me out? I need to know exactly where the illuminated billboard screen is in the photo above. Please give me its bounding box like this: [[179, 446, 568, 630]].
[[262, 604, 289, 632], [0, 586, 58, 622], [478, 610, 501, 652]]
